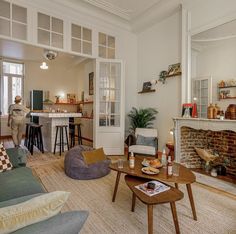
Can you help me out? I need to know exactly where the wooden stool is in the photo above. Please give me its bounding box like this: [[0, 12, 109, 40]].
[[54, 125, 69, 155], [28, 124, 44, 155], [125, 175, 184, 234], [69, 122, 82, 147]]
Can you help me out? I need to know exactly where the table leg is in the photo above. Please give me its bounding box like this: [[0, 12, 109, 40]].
[[175, 183, 179, 189], [186, 183, 197, 221], [112, 171, 121, 202], [131, 192, 136, 212], [170, 202, 180, 234], [147, 205, 153, 234]]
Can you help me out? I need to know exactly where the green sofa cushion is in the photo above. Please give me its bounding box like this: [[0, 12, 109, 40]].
[[6, 148, 28, 168], [12, 211, 89, 234], [0, 167, 45, 202]]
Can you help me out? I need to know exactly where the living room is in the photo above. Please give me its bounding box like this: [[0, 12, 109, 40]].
[[0, 0, 236, 234]]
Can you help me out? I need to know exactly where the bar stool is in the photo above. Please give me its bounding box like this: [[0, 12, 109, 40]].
[[69, 122, 82, 147], [28, 124, 44, 155], [24, 122, 33, 148], [54, 125, 69, 156]]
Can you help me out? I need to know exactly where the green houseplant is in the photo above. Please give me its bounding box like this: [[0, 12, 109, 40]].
[[127, 107, 158, 133]]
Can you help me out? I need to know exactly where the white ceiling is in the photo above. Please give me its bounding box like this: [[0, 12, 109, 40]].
[[0, 39, 86, 65]]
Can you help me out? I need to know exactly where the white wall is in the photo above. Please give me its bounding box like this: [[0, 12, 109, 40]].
[[137, 12, 181, 150], [194, 38, 236, 111], [24, 60, 80, 104]]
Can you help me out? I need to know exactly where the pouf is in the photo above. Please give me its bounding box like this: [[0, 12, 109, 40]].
[[64, 145, 111, 180]]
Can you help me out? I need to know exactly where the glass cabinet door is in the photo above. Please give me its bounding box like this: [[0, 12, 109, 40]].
[[99, 62, 121, 127]]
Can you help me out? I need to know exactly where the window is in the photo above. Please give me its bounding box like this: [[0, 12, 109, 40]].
[[192, 76, 212, 118], [1, 61, 24, 115], [98, 32, 115, 59]]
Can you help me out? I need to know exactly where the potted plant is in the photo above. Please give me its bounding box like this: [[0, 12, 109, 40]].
[[127, 107, 158, 133]]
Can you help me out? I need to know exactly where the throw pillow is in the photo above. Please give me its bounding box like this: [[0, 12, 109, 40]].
[[82, 148, 106, 165], [136, 135, 157, 150], [0, 143, 13, 173], [0, 191, 70, 234]]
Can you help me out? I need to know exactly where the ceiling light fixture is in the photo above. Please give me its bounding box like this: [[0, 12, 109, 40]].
[[40, 62, 48, 70]]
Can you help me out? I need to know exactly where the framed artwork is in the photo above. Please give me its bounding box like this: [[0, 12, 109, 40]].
[[89, 72, 94, 95], [168, 63, 181, 75], [142, 81, 152, 91]]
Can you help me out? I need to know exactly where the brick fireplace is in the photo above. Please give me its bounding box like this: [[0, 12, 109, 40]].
[[173, 118, 236, 179], [180, 127, 236, 177]]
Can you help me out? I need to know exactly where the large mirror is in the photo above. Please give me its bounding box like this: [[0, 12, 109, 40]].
[[191, 19, 236, 118]]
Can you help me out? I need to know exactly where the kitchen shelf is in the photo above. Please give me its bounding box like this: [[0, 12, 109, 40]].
[[80, 116, 93, 119], [78, 101, 93, 105], [138, 89, 155, 94], [54, 102, 78, 105]]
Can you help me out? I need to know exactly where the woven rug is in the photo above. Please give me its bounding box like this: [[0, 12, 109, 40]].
[[31, 159, 236, 234]]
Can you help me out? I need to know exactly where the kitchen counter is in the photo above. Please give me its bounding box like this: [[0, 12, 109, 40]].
[[31, 112, 82, 118], [31, 112, 82, 153]]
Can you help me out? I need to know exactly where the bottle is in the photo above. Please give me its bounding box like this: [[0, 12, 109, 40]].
[[161, 148, 167, 168], [129, 152, 135, 169], [207, 104, 214, 119], [167, 155, 173, 176], [213, 104, 220, 119]]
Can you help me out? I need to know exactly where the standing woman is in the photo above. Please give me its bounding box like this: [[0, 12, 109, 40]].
[[7, 96, 30, 147]]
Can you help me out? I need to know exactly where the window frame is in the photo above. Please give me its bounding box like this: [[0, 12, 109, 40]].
[[1, 59, 25, 116]]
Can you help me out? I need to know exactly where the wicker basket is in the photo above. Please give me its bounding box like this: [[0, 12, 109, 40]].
[[194, 147, 218, 163]]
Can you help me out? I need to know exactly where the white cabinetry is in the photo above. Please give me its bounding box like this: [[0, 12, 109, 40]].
[[37, 12, 63, 49], [0, 1, 27, 40], [71, 23, 92, 55]]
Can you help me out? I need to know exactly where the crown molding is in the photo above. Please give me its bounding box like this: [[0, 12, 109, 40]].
[[82, 0, 132, 20]]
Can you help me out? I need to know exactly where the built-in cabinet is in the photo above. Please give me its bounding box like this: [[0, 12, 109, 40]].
[[0, 1, 27, 40], [37, 12, 63, 49], [71, 23, 92, 55]]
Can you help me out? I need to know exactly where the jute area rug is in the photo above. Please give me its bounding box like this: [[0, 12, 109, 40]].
[[31, 158, 236, 234]]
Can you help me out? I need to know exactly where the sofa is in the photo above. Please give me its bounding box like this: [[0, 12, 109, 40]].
[[0, 148, 88, 234]]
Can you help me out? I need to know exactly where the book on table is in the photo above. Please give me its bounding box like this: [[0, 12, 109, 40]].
[[135, 180, 170, 196]]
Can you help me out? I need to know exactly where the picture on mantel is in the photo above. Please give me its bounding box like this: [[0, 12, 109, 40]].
[[89, 72, 94, 95]]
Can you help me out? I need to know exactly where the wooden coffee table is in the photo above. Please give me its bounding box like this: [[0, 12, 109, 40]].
[[109, 157, 197, 220], [125, 175, 184, 234]]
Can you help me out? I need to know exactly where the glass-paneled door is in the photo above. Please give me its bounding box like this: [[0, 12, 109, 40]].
[[94, 59, 124, 155]]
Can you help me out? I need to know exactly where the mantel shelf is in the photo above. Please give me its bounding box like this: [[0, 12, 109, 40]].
[[138, 89, 155, 94]]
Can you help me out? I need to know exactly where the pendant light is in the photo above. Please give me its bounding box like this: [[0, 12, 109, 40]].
[[40, 62, 48, 70]]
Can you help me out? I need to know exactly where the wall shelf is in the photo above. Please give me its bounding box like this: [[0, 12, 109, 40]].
[[218, 85, 236, 89], [164, 72, 182, 78], [219, 97, 236, 100], [138, 89, 155, 94]]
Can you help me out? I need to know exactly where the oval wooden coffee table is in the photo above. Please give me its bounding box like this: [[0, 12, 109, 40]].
[[109, 157, 197, 220], [125, 175, 184, 234]]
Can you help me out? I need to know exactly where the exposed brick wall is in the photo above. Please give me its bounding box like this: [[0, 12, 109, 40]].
[[180, 127, 236, 176]]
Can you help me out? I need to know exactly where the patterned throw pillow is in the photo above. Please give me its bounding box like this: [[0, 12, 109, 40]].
[[0, 143, 13, 173]]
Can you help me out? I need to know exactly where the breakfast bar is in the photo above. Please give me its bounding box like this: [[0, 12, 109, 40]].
[[31, 112, 82, 152]]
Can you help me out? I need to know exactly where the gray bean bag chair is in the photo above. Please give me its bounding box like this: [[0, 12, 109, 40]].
[[64, 145, 111, 180]]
